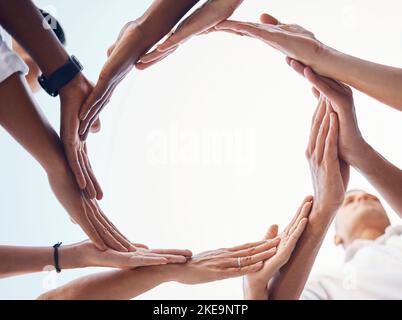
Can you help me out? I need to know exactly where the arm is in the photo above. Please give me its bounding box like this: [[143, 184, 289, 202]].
[[0, 241, 190, 280], [215, 13, 402, 112], [0, 244, 81, 279], [289, 61, 402, 220], [38, 239, 279, 300], [243, 199, 311, 300], [352, 144, 402, 219], [0, 73, 131, 251], [268, 94, 349, 300], [0, 0, 103, 199], [0, 73, 195, 264], [78, 0, 202, 136], [0, 0, 68, 77], [136, 0, 244, 69]]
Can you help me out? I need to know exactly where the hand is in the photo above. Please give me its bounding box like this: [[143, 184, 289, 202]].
[[214, 13, 326, 69], [243, 197, 312, 300], [77, 21, 147, 138], [174, 238, 280, 285], [287, 59, 367, 166], [69, 240, 193, 269], [136, 0, 244, 70], [59, 74, 103, 200], [307, 94, 349, 214]]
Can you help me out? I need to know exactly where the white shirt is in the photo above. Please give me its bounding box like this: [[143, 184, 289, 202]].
[[0, 26, 28, 83], [302, 225, 402, 300]]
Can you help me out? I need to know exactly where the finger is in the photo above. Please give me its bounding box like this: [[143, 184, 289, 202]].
[[128, 256, 168, 267], [304, 68, 342, 103], [90, 117, 101, 133], [312, 87, 321, 99], [144, 252, 188, 263], [260, 13, 281, 25], [307, 97, 326, 156], [236, 247, 277, 267], [225, 261, 264, 277], [324, 112, 339, 161], [288, 201, 312, 236], [229, 239, 280, 258], [315, 111, 331, 164], [78, 149, 96, 199], [284, 196, 314, 235], [288, 58, 307, 77], [136, 46, 178, 70], [81, 100, 110, 141], [215, 21, 271, 41], [79, 78, 111, 121], [156, 13, 208, 53], [151, 249, 193, 257], [287, 218, 308, 249], [228, 240, 267, 252], [83, 155, 103, 201], [77, 196, 107, 251], [133, 243, 149, 249], [85, 199, 129, 252], [94, 204, 135, 252], [80, 82, 117, 139], [264, 224, 279, 240], [94, 201, 135, 251], [65, 147, 86, 189]]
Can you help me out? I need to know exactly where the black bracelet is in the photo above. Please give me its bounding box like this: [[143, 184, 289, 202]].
[[53, 242, 63, 273]]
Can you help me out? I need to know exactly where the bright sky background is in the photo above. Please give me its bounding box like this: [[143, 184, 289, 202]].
[[1, 0, 402, 299]]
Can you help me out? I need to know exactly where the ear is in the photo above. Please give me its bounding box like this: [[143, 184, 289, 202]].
[[334, 234, 343, 246], [260, 13, 280, 25]]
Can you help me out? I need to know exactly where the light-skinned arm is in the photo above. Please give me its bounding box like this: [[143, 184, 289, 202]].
[[0, 241, 191, 280], [215, 13, 402, 112], [264, 92, 349, 300], [38, 239, 280, 300], [243, 197, 311, 300], [287, 60, 402, 219]]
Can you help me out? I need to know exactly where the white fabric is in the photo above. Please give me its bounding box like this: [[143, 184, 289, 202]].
[[0, 26, 28, 83], [302, 225, 402, 300]]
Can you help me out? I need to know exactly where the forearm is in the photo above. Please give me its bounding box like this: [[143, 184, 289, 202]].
[[0, 0, 69, 77], [0, 73, 69, 175], [353, 142, 402, 218], [0, 73, 90, 222], [268, 209, 333, 300], [130, 0, 201, 60], [314, 47, 402, 111], [38, 265, 179, 300], [0, 244, 82, 279]]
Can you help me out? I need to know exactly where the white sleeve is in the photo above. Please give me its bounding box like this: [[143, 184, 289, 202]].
[[0, 28, 28, 83], [301, 278, 329, 300]]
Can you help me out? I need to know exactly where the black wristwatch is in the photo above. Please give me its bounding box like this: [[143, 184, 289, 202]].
[[38, 55, 83, 97]]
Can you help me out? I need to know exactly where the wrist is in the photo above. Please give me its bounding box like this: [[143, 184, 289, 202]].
[[308, 206, 337, 239], [58, 72, 89, 100], [350, 141, 376, 172], [313, 45, 343, 78], [243, 276, 268, 300], [58, 243, 86, 270]]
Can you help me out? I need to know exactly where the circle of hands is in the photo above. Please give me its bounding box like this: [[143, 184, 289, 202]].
[[58, 0, 365, 287]]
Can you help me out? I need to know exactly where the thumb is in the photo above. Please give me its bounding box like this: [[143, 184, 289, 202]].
[[260, 13, 280, 25], [265, 224, 279, 240]]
